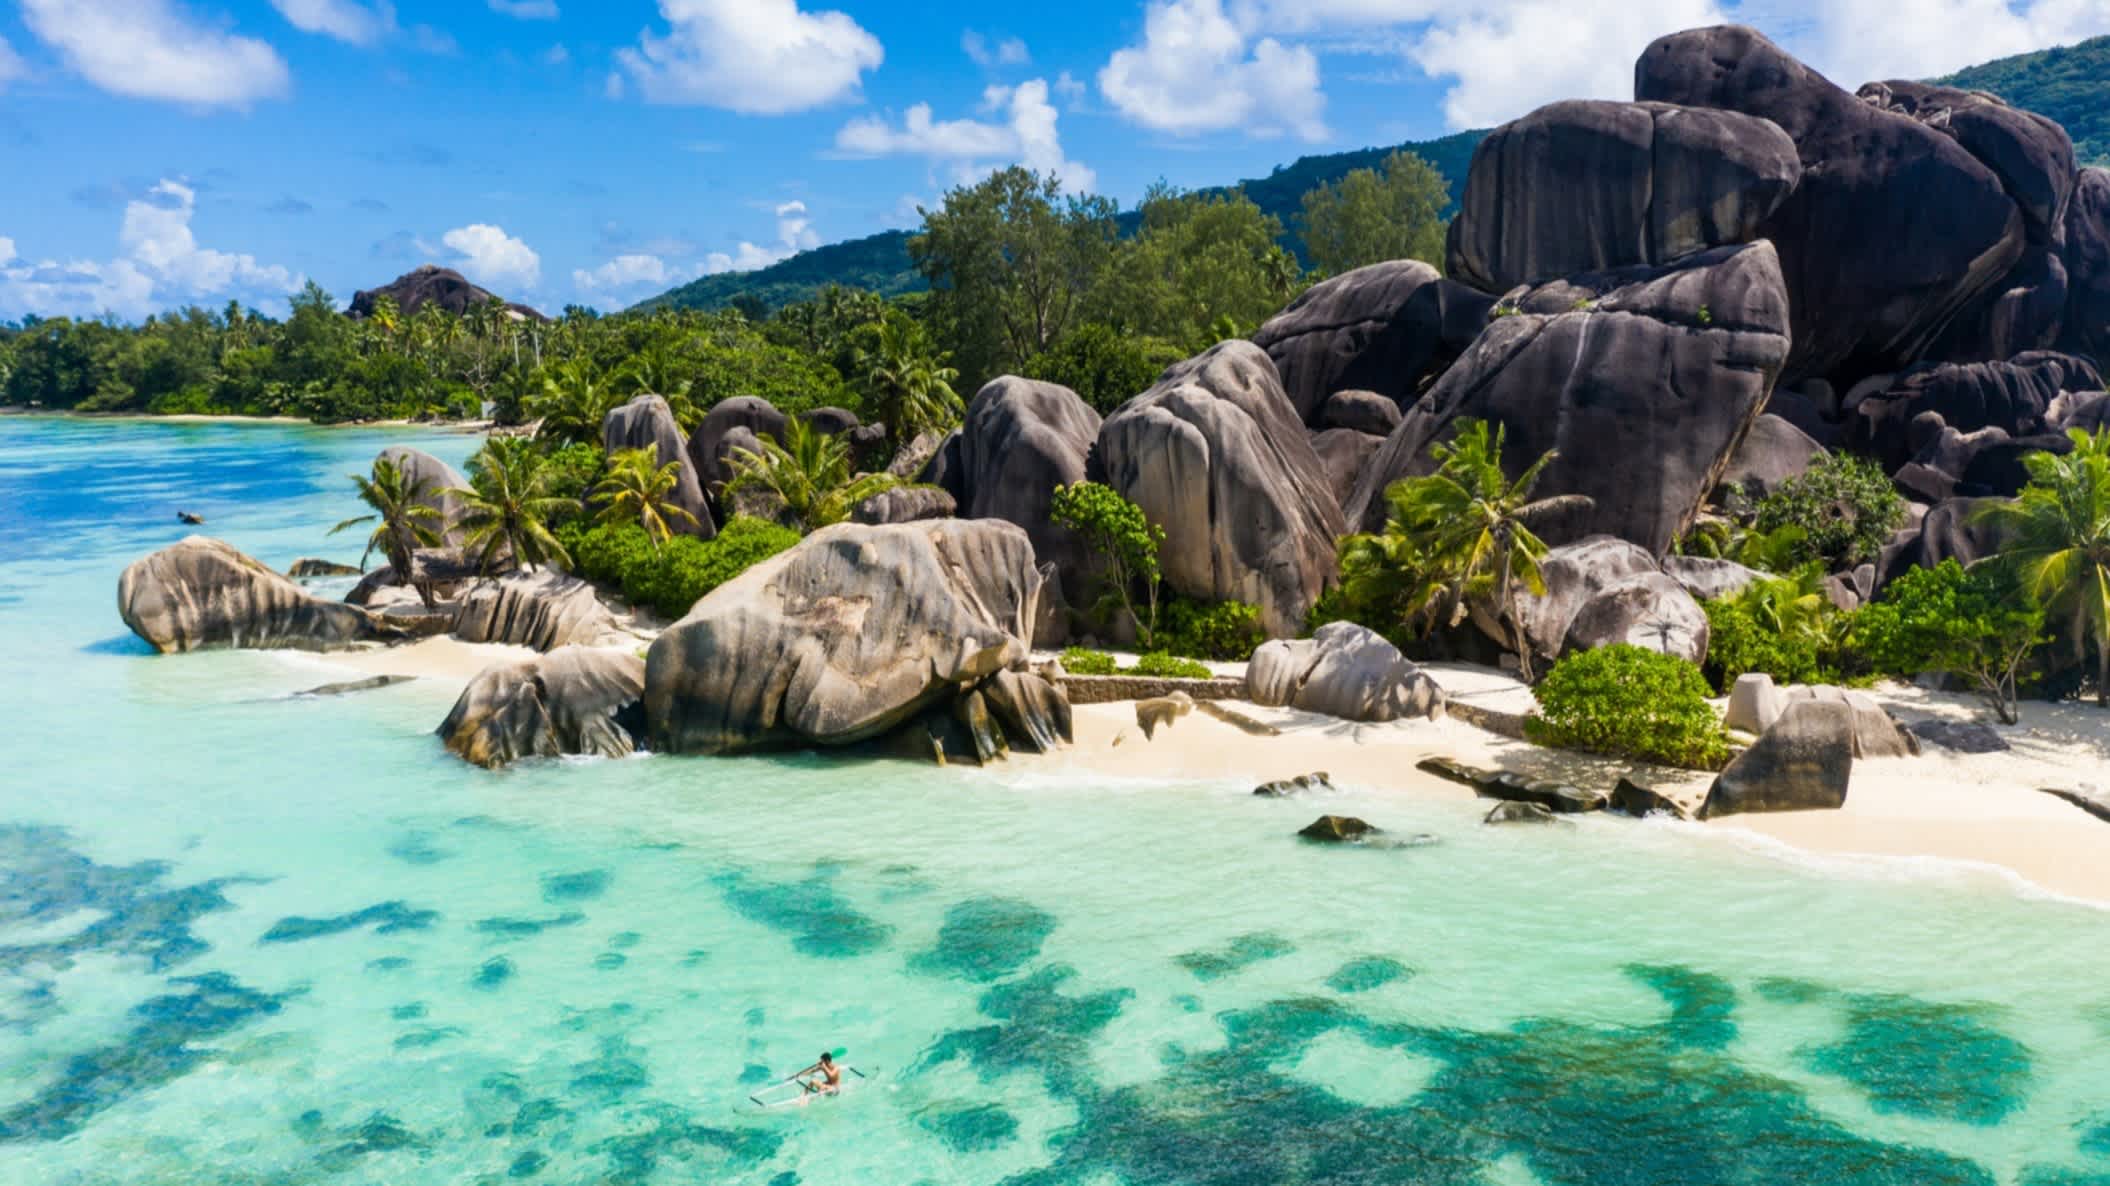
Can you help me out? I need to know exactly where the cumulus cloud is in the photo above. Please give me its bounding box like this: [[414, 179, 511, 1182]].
[[0, 179, 301, 319], [1410, 0, 1725, 128], [20, 0, 291, 108], [489, 0, 560, 18], [962, 30, 1030, 67], [437, 224, 541, 290], [572, 252, 672, 296], [1099, 0, 1327, 140], [836, 78, 1097, 192], [573, 202, 826, 301], [1775, 0, 2110, 85], [268, 0, 395, 45], [616, 0, 883, 114], [705, 200, 822, 274]]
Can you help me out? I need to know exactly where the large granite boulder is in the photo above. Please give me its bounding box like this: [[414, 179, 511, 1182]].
[[1781, 685, 1917, 759], [1247, 622, 1445, 723], [2063, 168, 2110, 360], [1718, 413, 1825, 500], [951, 377, 1102, 599], [1849, 352, 2103, 471], [119, 537, 386, 653], [688, 397, 789, 493], [1698, 698, 1853, 819], [1878, 496, 2012, 586], [437, 647, 646, 769], [1318, 390, 1403, 436], [1661, 555, 1765, 602], [604, 393, 714, 539], [1636, 25, 2024, 385], [1446, 99, 1800, 293], [1510, 537, 1710, 666], [1928, 246, 2070, 364], [453, 569, 628, 652], [1250, 262, 1495, 423], [350, 264, 545, 322], [851, 485, 957, 525], [1347, 243, 1792, 556], [1858, 81, 2076, 241], [643, 520, 1050, 755], [1094, 342, 1346, 637], [377, 447, 472, 548], [1310, 428, 1386, 512]]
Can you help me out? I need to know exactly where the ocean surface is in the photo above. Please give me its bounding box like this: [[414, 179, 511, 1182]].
[[3, 416, 2110, 1186]]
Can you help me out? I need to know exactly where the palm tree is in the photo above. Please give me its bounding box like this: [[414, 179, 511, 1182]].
[[527, 360, 618, 448], [1380, 419, 1592, 681], [859, 313, 963, 450], [726, 416, 901, 532], [1977, 427, 2110, 705], [592, 447, 699, 547], [329, 457, 444, 607], [450, 437, 576, 575]]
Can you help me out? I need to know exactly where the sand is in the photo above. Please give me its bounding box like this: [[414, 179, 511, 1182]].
[[318, 637, 542, 682], [1040, 667, 2110, 906]]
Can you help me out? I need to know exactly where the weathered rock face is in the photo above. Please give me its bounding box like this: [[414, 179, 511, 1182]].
[[1780, 685, 1917, 759], [1878, 496, 2012, 587], [1347, 243, 1792, 557], [1309, 428, 1385, 512], [453, 569, 628, 652], [604, 394, 715, 539], [1509, 537, 1710, 666], [1298, 815, 1381, 843], [952, 377, 1102, 598], [1251, 262, 1495, 422], [1719, 413, 1824, 500], [1662, 555, 1765, 602], [1318, 390, 1404, 436], [1859, 81, 2076, 241], [350, 264, 546, 322], [1247, 622, 1445, 723], [1094, 342, 1347, 637], [644, 520, 1047, 755], [1699, 699, 1854, 819], [1446, 99, 1801, 293], [376, 447, 472, 548], [437, 647, 646, 770], [1637, 25, 2024, 385], [1725, 673, 1788, 735], [688, 397, 789, 493], [119, 537, 385, 653], [851, 485, 957, 526], [1850, 352, 2103, 471], [2063, 168, 2110, 360]]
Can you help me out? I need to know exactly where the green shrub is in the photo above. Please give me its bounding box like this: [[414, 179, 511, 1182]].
[[1126, 653, 1214, 680], [537, 441, 607, 503], [1851, 560, 2047, 723], [1156, 598, 1266, 660], [561, 516, 800, 619], [1752, 455, 1905, 571], [1058, 647, 1119, 676], [1703, 597, 1829, 690], [1526, 644, 1731, 770]]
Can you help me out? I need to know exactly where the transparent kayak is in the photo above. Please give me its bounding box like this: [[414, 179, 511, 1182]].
[[749, 1068, 866, 1110]]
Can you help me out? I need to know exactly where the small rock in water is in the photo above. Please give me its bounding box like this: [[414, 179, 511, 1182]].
[[1298, 815, 1380, 844], [296, 675, 415, 698], [1484, 801, 1565, 826], [177, 511, 205, 525], [1253, 772, 1333, 797], [1611, 777, 1695, 821]]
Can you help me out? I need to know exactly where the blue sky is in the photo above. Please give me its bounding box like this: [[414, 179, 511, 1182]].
[[3, 0, 2107, 319]]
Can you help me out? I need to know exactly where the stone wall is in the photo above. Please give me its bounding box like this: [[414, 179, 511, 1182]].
[[1051, 674, 1250, 705]]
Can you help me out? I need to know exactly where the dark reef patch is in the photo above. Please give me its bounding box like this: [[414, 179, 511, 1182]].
[[0, 973, 286, 1143], [586, 1101, 782, 1184], [1324, 957, 1410, 995], [473, 957, 516, 990], [1175, 933, 1295, 981], [608, 931, 642, 950], [595, 953, 627, 971], [712, 869, 891, 958], [916, 965, 1134, 1098], [542, 869, 612, 903], [919, 1103, 1020, 1152], [390, 1002, 426, 1021], [507, 1150, 548, 1178], [474, 912, 586, 938], [385, 833, 451, 866], [911, 897, 1058, 983], [261, 901, 437, 944], [393, 1025, 463, 1051], [0, 823, 247, 973], [366, 956, 413, 973], [1628, 964, 1739, 1051], [312, 1111, 424, 1172], [1778, 987, 2032, 1125], [570, 1037, 651, 1102]]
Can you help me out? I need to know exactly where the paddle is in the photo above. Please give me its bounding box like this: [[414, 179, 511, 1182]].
[[749, 1049, 854, 1106]]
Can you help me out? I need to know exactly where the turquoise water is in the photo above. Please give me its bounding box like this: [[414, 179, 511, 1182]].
[[4, 416, 2110, 1185]]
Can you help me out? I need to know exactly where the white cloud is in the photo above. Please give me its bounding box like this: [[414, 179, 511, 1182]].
[[1772, 0, 2110, 85], [20, 0, 291, 108], [962, 30, 1030, 67], [1410, 0, 1726, 128], [1099, 0, 1327, 141], [616, 0, 883, 114], [0, 179, 301, 320], [268, 0, 395, 45], [701, 200, 825, 275], [835, 78, 1097, 192], [541, 44, 570, 66], [573, 253, 672, 296], [0, 36, 26, 88], [438, 224, 541, 290], [490, 0, 560, 18]]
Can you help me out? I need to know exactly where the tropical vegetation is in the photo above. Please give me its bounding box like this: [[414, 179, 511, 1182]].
[[1527, 645, 1733, 770], [330, 456, 444, 606]]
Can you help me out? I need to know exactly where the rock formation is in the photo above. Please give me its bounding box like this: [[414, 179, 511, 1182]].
[[119, 537, 387, 653], [1506, 537, 1710, 667], [1247, 622, 1445, 722], [452, 570, 629, 652], [1094, 341, 1346, 637], [376, 447, 473, 548], [603, 394, 715, 539], [350, 265, 546, 322], [1250, 262, 1493, 421], [438, 647, 645, 769], [945, 377, 1101, 601], [1699, 698, 1854, 818]]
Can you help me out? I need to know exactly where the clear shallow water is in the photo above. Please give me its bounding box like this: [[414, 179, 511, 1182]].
[[3, 417, 2110, 1186]]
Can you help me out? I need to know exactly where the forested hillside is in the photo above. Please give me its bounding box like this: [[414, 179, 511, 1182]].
[[1938, 35, 2110, 166]]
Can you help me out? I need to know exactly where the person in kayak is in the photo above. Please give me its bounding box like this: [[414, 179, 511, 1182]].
[[801, 1053, 843, 1095]]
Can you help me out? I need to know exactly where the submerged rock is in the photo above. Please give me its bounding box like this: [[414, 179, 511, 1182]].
[[438, 647, 645, 769], [1297, 815, 1381, 844], [1254, 772, 1333, 798], [1484, 801, 1565, 826], [119, 536, 389, 653], [1610, 776, 1695, 821]]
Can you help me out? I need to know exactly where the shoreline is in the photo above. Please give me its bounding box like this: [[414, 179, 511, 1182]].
[[0, 407, 494, 433]]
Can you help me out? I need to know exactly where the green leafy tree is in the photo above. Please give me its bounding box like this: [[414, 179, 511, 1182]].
[[725, 415, 901, 531], [452, 437, 577, 575], [528, 360, 619, 447], [1975, 427, 2110, 704], [1298, 150, 1452, 276], [592, 447, 700, 548], [1021, 323, 1182, 414], [1089, 186, 1300, 351], [329, 456, 444, 606], [1853, 560, 2048, 724], [1050, 481, 1166, 648], [857, 310, 964, 448], [1527, 644, 1732, 769], [1753, 455, 1905, 572]]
